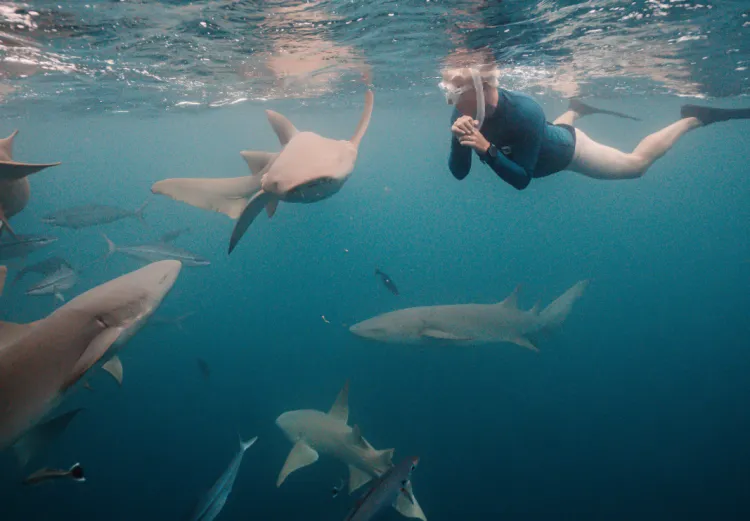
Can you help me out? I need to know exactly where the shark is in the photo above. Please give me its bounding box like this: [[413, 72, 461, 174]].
[[0, 130, 61, 238], [0, 260, 182, 462], [349, 280, 589, 350], [151, 90, 374, 254], [275, 380, 426, 520]]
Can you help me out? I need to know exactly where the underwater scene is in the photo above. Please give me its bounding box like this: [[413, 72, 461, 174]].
[[1, 1, 749, 520]]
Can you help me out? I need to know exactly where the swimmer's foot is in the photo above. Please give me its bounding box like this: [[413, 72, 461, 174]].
[[569, 98, 641, 121], [680, 104, 750, 126]]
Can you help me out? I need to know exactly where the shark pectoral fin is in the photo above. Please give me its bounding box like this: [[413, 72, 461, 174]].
[[151, 176, 260, 219], [265, 199, 279, 218], [12, 408, 84, 467], [228, 190, 274, 254], [63, 327, 123, 391], [277, 440, 319, 487], [328, 379, 350, 423], [420, 329, 473, 342], [102, 355, 124, 386], [239, 151, 277, 175], [0, 161, 61, 180], [348, 465, 372, 493], [265, 110, 299, 146], [393, 481, 427, 520], [54, 292, 65, 303], [509, 336, 539, 352]]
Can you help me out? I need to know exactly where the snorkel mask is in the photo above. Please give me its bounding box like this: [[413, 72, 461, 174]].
[[438, 67, 486, 129]]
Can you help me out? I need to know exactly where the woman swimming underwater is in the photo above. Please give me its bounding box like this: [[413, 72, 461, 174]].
[[443, 65, 750, 190]]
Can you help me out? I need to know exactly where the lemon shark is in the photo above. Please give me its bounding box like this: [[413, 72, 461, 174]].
[[0, 130, 60, 238], [349, 280, 589, 350], [275, 380, 427, 520], [151, 91, 374, 254], [0, 260, 182, 464]]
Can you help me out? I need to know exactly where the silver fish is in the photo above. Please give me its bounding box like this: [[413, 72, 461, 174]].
[[103, 234, 210, 267], [344, 457, 420, 521], [26, 262, 77, 302], [23, 462, 85, 486], [42, 201, 148, 229], [190, 436, 258, 521], [13, 256, 71, 285], [0, 234, 57, 260]]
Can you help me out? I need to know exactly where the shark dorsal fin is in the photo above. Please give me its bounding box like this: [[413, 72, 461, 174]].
[[350, 91, 374, 148], [102, 355, 123, 386], [499, 284, 521, 309], [529, 301, 541, 315], [0, 130, 18, 161], [239, 151, 277, 176], [328, 379, 350, 423], [265, 110, 298, 146]]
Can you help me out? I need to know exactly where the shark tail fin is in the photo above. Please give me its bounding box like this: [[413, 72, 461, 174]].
[[239, 435, 258, 452], [151, 176, 262, 220], [539, 280, 589, 330], [350, 91, 375, 148], [12, 408, 84, 467], [134, 199, 149, 223], [101, 233, 117, 259]]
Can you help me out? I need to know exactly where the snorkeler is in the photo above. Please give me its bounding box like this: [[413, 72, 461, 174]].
[[441, 65, 750, 190]]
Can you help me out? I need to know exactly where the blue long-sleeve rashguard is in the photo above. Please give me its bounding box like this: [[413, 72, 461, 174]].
[[449, 89, 577, 190]]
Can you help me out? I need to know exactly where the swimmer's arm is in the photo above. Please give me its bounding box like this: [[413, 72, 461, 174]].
[[479, 150, 532, 190], [481, 100, 544, 190], [449, 134, 472, 180]]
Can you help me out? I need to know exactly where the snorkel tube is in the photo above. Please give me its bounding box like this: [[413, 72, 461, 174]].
[[470, 68, 485, 129]]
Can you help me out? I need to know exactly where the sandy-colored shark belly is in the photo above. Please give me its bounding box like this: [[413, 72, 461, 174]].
[[0, 178, 30, 217]]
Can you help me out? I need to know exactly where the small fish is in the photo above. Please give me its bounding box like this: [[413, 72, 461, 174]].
[[189, 436, 257, 521], [148, 311, 196, 331], [197, 358, 211, 380], [23, 462, 85, 486], [12, 256, 70, 285], [103, 234, 210, 267], [25, 261, 77, 302], [343, 457, 419, 521], [42, 201, 148, 229], [374, 269, 399, 296], [0, 234, 57, 260], [159, 227, 191, 243], [332, 478, 345, 498]]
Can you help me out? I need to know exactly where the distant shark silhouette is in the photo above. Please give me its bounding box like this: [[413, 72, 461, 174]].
[[350, 281, 589, 350], [151, 91, 374, 254], [0, 130, 60, 238], [0, 260, 182, 464]]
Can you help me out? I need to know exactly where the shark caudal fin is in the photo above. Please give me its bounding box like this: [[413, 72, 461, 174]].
[[239, 435, 258, 452], [12, 408, 84, 467], [133, 200, 149, 223], [101, 233, 117, 259], [539, 280, 589, 330]]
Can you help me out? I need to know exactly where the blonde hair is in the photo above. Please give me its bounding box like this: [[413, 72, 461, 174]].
[[440, 63, 500, 90]]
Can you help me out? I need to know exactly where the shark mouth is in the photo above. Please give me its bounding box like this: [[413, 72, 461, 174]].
[[284, 177, 339, 202]]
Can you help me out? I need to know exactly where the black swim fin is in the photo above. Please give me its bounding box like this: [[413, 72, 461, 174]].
[[568, 98, 641, 121], [680, 104, 750, 126]]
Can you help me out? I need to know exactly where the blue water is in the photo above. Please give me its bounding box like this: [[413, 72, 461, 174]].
[[2, 1, 750, 520]]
